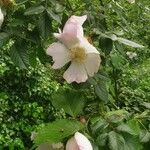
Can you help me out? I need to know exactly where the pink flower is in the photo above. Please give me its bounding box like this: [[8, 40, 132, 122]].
[[47, 15, 101, 83], [66, 132, 93, 150], [0, 8, 4, 28]]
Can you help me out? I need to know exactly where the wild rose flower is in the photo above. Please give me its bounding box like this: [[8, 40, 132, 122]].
[[47, 15, 101, 83], [0, 8, 4, 28], [66, 132, 93, 150]]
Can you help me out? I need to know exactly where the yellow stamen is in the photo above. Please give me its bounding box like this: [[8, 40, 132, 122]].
[[70, 46, 87, 63]]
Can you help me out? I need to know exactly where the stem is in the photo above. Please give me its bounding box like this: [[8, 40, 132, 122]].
[[112, 67, 119, 103]]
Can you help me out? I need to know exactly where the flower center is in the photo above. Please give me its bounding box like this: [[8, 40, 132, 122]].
[[70, 46, 87, 63]]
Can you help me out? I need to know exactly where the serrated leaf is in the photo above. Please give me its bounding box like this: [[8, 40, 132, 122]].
[[123, 133, 142, 150], [34, 119, 83, 145], [52, 89, 85, 117], [95, 80, 108, 102], [116, 124, 136, 135], [108, 131, 125, 150], [91, 118, 109, 134], [117, 38, 144, 48], [10, 42, 29, 69], [96, 133, 108, 146], [88, 75, 108, 103], [127, 119, 140, 136], [106, 110, 128, 123], [24, 6, 45, 15], [38, 13, 51, 39]]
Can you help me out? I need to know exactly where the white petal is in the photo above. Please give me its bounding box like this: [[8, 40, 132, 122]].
[[67, 15, 87, 25], [63, 62, 88, 83], [66, 137, 79, 150], [80, 38, 99, 54], [47, 42, 71, 69], [84, 53, 101, 77], [75, 132, 93, 150]]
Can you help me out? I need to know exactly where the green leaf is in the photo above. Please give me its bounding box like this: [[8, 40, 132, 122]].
[[111, 53, 125, 69], [52, 89, 85, 117], [47, 9, 61, 24], [127, 119, 140, 136], [29, 49, 37, 68], [55, 3, 65, 13], [95, 83, 108, 102], [37, 46, 48, 64], [91, 118, 109, 134], [38, 13, 52, 39], [10, 42, 29, 69], [96, 133, 108, 146], [123, 133, 142, 150], [114, 42, 125, 55], [90, 76, 108, 102], [108, 131, 125, 150], [99, 37, 113, 55], [117, 38, 144, 48], [106, 110, 128, 123], [140, 130, 150, 143], [24, 6, 45, 15], [141, 102, 150, 109], [116, 124, 136, 135], [34, 119, 83, 145], [0, 32, 10, 46]]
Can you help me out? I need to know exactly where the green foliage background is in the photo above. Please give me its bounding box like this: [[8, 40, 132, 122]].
[[0, 0, 150, 149]]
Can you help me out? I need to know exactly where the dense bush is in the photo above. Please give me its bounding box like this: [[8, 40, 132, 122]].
[[0, 0, 150, 149], [0, 53, 60, 148]]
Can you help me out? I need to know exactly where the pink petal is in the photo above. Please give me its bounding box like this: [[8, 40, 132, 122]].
[[79, 38, 99, 54], [66, 137, 79, 150], [47, 42, 71, 69], [75, 132, 93, 150], [84, 53, 101, 77], [55, 15, 87, 48], [66, 15, 87, 26], [63, 62, 88, 83]]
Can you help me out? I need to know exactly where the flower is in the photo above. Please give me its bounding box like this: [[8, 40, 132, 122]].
[[0, 8, 4, 28], [47, 15, 101, 83], [66, 132, 93, 150]]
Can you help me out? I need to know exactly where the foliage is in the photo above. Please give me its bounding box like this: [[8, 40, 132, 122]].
[[0, 0, 150, 149]]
